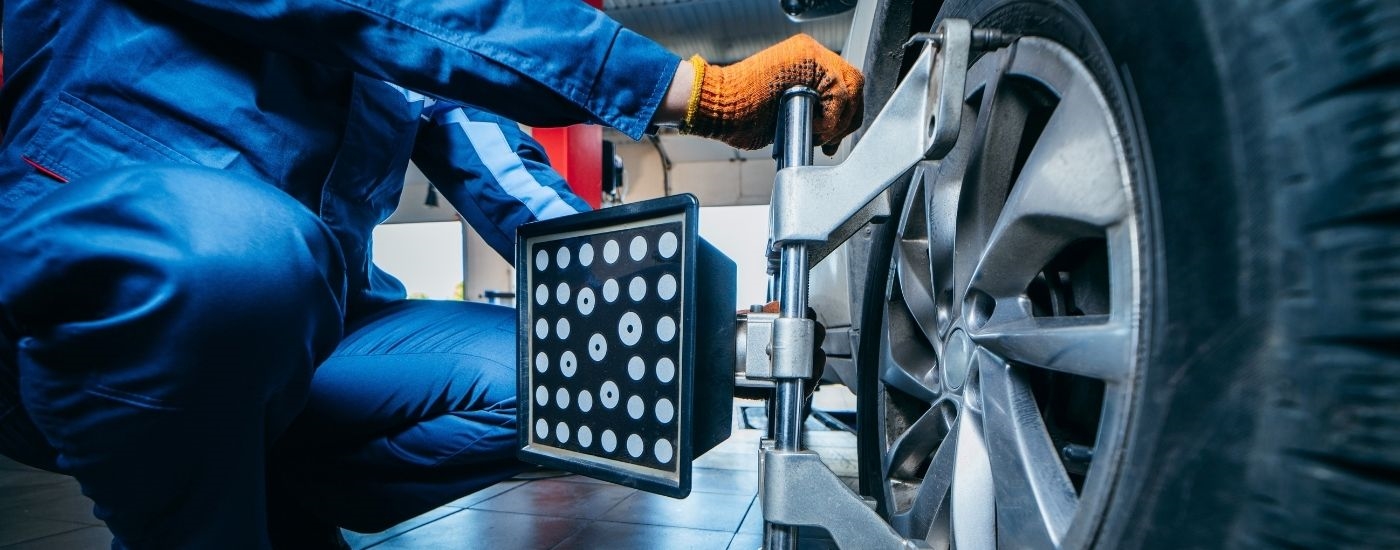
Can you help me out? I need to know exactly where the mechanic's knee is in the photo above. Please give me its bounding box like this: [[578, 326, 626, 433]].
[[0, 165, 347, 368]]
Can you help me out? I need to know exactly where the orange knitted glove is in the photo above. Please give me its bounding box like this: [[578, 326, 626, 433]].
[[681, 34, 864, 153]]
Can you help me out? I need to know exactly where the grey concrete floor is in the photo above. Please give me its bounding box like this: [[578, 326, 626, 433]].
[[0, 390, 858, 549]]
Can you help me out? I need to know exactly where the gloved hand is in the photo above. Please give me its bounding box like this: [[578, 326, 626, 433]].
[[681, 34, 864, 154]]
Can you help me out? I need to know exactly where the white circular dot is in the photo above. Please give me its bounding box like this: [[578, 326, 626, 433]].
[[578, 426, 593, 448], [655, 439, 674, 463], [534, 352, 549, 373], [602, 430, 618, 452], [561, 351, 578, 377], [629, 276, 647, 301], [627, 434, 644, 458], [555, 421, 570, 443], [656, 316, 676, 343], [577, 390, 593, 412], [534, 419, 548, 439], [556, 318, 571, 340], [535, 284, 549, 306], [629, 235, 648, 261], [556, 247, 571, 269], [555, 387, 571, 410], [627, 395, 644, 420], [627, 356, 645, 381], [658, 274, 677, 301], [535, 385, 549, 406], [603, 240, 620, 264], [555, 282, 571, 305], [603, 279, 620, 302], [655, 398, 675, 424], [656, 357, 675, 383], [577, 288, 596, 316], [534, 318, 549, 340], [588, 333, 608, 361], [600, 381, 620, 409], [535, 249, 549, 271], [618, 312, 643, 346], [659, 232, 678, 258], [579, 243, 595, 266]]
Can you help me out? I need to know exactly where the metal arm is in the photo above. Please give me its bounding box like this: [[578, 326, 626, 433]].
[[755, 19, 1011, 550]]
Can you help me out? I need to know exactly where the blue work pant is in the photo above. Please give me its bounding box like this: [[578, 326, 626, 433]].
[[0, 166, 523, 547]]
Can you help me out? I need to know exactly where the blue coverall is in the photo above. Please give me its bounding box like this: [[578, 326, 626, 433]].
[[0, 1, 680, 546]]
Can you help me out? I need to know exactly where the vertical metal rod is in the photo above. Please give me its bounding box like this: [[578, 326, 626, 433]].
[[765, 86, 816, 550]]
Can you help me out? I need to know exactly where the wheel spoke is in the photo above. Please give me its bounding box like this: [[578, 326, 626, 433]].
[[884, 398, 955, 480], [968, 77, 1128, 298], [953, 50, 1030, 294], [879, 307, 940, 401], [891, 416, 958, 541], [977, 349, 1079, 548], [950, 400, 996, 550], [970, 313, 1131, 382], [895, 177, 941, 345]]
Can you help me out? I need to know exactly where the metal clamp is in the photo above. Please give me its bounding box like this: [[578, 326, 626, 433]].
[[763, 450, 931, 549], [769, 19, 974, 248], [736, 311, 778, 383], [769, 317, 814, 379]]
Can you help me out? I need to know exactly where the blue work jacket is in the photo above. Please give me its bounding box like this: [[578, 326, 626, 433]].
[[0, 1, 680, 312]]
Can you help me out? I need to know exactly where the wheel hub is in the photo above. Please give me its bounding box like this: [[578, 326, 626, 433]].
[[942, 328, 973, 390]]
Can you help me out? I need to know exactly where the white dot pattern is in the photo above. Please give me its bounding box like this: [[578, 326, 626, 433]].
[[655, 398, 674, 424], [577, 288, 596, 316], [656, 357, 675, 383], [579, 243, 594, 266], [656, 316, 676, 343], [654, 439, 674, 463], [658, 274, 677, 301], [588, 333, 608, 361], [603, 240, 619, 263], [526, 223, 686, 473], [658, 232, 678, 258], [618, 312, 643, 346]]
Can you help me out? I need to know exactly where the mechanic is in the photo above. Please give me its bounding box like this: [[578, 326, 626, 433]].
[[0, 1, 863, 548]]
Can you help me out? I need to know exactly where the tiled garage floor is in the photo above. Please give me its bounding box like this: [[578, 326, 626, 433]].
[[0, 391, 858, 549]]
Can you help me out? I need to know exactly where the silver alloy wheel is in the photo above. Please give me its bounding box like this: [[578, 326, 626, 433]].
[[873, 37, 1142, 549]]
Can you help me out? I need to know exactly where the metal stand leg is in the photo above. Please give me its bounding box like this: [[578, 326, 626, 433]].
[[764, 86, 817, 550]]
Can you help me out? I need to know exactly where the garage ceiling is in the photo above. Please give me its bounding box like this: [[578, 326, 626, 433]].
[[603, 0, 854, 64]]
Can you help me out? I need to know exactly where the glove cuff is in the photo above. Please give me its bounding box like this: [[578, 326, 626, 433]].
[[682, 55, 708, 131]]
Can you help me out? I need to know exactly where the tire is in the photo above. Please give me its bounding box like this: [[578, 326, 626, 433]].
[[849, 0, 1400, 548]]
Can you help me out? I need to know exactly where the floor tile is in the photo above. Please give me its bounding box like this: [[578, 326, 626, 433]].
[[443, 480, 524, 508], [693, 450, 754, 472], [691, 467, 757, 496], [371, 509, 584, 550], [0, 482, 102, 527], [601, 491, 752, 532], [553, 520, 734, 550], [342, 506, 459, 549], [470, 478, 635, 519], [728, 533, 762, 550], [0, 526, 111, 550], [737, 499, 762, 534], [0, 516, 92, 547]]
